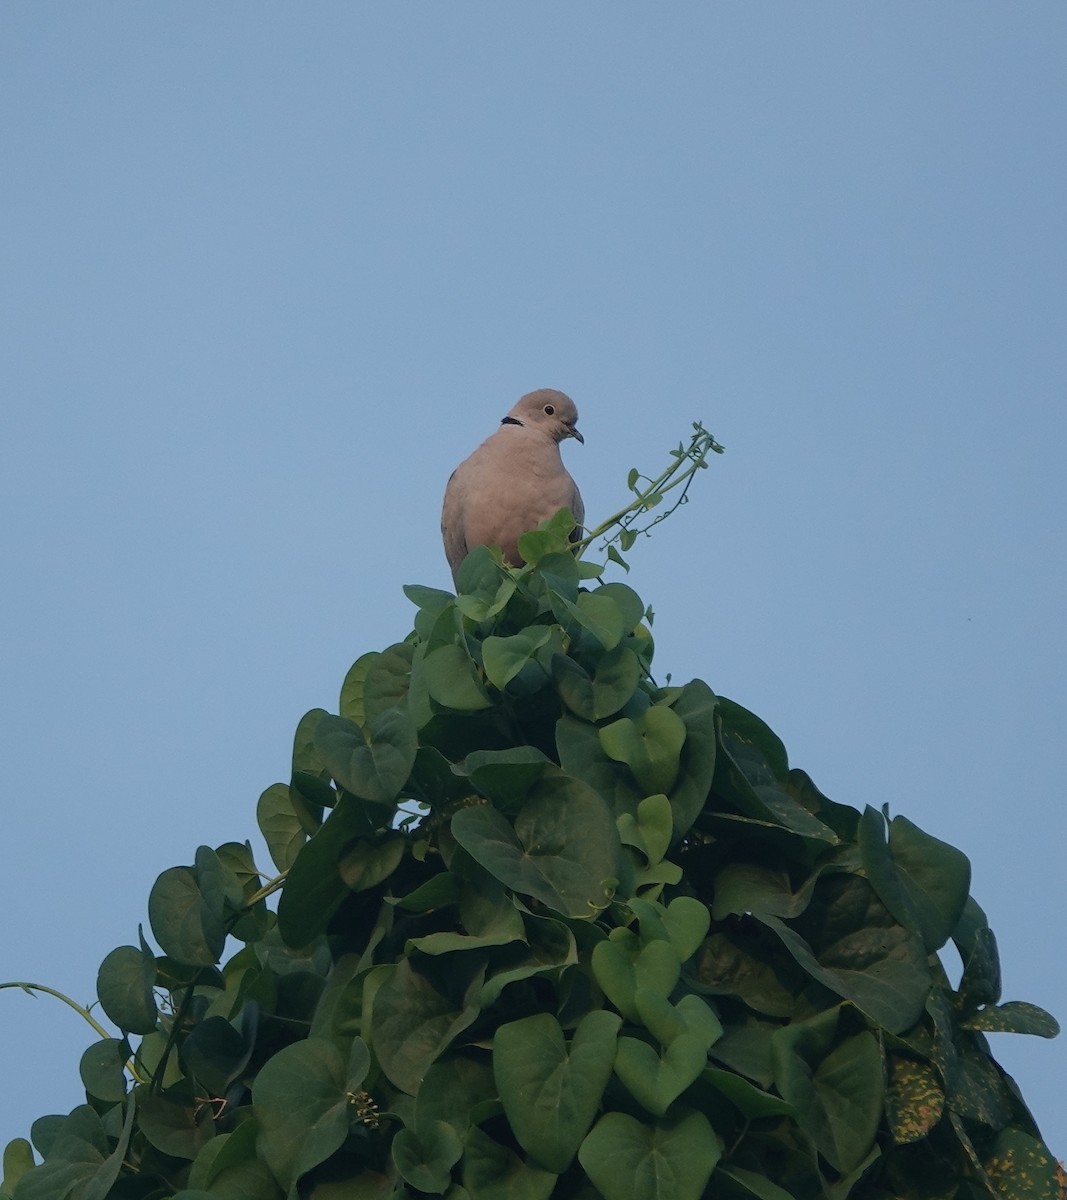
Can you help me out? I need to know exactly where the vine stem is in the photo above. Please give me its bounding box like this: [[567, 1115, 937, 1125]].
[[0, 981, 147, 1083], [574, 421, 725, 551], [244, 871, 287, 906]]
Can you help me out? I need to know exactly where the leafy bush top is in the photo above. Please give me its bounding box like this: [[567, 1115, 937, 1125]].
[[3, 512, 1061, 1200]]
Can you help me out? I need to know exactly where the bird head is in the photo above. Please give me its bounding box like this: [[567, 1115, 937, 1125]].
[[505, 389, 584, 444]]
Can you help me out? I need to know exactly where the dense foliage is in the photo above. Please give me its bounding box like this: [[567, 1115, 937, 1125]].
[[3, 513, 1061, 1199]]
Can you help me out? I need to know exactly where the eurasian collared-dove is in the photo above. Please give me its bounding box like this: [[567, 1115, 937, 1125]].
[[441, 388, 585, 582]]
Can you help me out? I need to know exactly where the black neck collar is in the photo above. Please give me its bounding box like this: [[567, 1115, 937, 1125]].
[[501, 416, 523, 427]]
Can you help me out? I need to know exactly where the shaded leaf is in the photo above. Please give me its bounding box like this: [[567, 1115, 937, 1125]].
[[482, 627, 553, 690], [859, 808, 970, 952], [962, 1000, 1059, 1038], [96, 938, 158, 1035], [423, 644, 493, 711], [371, 960, 482, 1094], [494, 1009, 622, 1172], [257, 782, 307, 872], [885, 1056, 943, 1144], [771, 1010, 882, 1175], [78, 1039, 127, 1104], [315, 710, 417, 805], [462, 1127, 557, 1200], [148, 862, 226, 968], [983, 1128, 1062, 1199], [451, 778, 620, 919], [578, 1108, 721, 1200], [252, 1038, 369, 1190], [138, 1087, 216, 1160], [392, 1119, 462, 1194], [600, 705, 687, 798], [277, 792, 378, 948]]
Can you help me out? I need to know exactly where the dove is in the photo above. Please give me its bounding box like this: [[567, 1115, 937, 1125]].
[[442, 388, 585, 583]]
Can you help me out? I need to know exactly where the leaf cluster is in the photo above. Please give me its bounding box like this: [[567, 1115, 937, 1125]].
[[3, 523, 1062, 1200]]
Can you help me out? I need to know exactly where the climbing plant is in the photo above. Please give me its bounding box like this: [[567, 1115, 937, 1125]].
[[2, 429, 1062, 1199]]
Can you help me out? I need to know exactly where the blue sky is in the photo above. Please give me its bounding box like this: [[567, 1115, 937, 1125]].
[[2, 3, 1065, 1153]]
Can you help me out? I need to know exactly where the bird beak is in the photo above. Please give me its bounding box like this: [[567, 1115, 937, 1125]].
[[568, 424, 584, 444]]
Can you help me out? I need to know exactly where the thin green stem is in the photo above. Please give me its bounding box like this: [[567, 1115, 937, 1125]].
[[244, 871, 287, 906], [1, 981, 147, 1083], [575, 422, 725, 551]]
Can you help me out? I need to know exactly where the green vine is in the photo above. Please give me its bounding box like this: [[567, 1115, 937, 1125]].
[[1, 429, 1060, 1200]]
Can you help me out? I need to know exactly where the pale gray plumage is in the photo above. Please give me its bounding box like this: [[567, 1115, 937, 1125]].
[[442, 388, 585, 582]]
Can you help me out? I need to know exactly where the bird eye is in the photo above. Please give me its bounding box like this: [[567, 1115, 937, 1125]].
[[543, 404, 555, 415]]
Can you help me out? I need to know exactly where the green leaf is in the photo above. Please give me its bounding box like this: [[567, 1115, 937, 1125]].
[[885, 1055, 944, 1144], [482, 627, 553, 690], [314, 709, 417, 805], [763, 874, 931, 1034], [600, 705, 687, 797], [771, 1010, 882, 1174], [14, 1102, 135, 1200], [371, 960, 482, 1094], [614, 1031, 710, 1116], [662, 680, 717, 836], [859, 807, 971, 952], [414, 1057, 497, 1140], [617, 793, 673, 867], [252, 1038, 369, 1190], [701, 1068, 794, 1119], [392, 1119, 463, 1194], [277, 792, 376, 947], [578, 1108, 721, 1200], [256, 782, 308, 872], [494, 1009, 622, 1173], [96, 938, 157, 1034], [148, 862, 226, 967], [553, 644, 643, 723], [477, 913, 576, 1005], [557, 715, 644, 820], [180, 1015, 253, 1097], [962, 1000, 1060, 1037], [339, 835, 406, 892], [423, 643, 493, 711], [79, 1039, 128, 1103], [339, 651, 378, 726], [715, 1165, 797, 1200], [138, 1086, 216, 1160], [551, 589, 629, 651], [451, 777, 620, 919], [592, 938, 682, 1025], [594, 583, 646, 633], [462, 1127, 557, 1200], [2, 1138, 33, 1196], [517, 506, 581, 567], [691, 930, 799, 1020], [714, 698, 837, 843], [983, 1128, 1063, 1199], [954, 896, 1002, 1012], [361, 641, 415, 719], [460, 747, 552, 812]]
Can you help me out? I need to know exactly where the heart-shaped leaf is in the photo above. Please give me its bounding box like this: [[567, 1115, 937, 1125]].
[[634, 990, 721, 1050], [617, 793, 673, 867], [391, 1119, 462, 1194], [494, 1009, 622, 1172], [253, 1038, 370, 1190], [600, 705, 687, 796], [578, 1108, 721, 1200], [423, 643, 493, 711], [315, 709, 417, 804], [614, 1033, 709, 1115], [592, 937, 681, 1023], [482, 627, 553, 690], [451, 778, 620, 918]]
